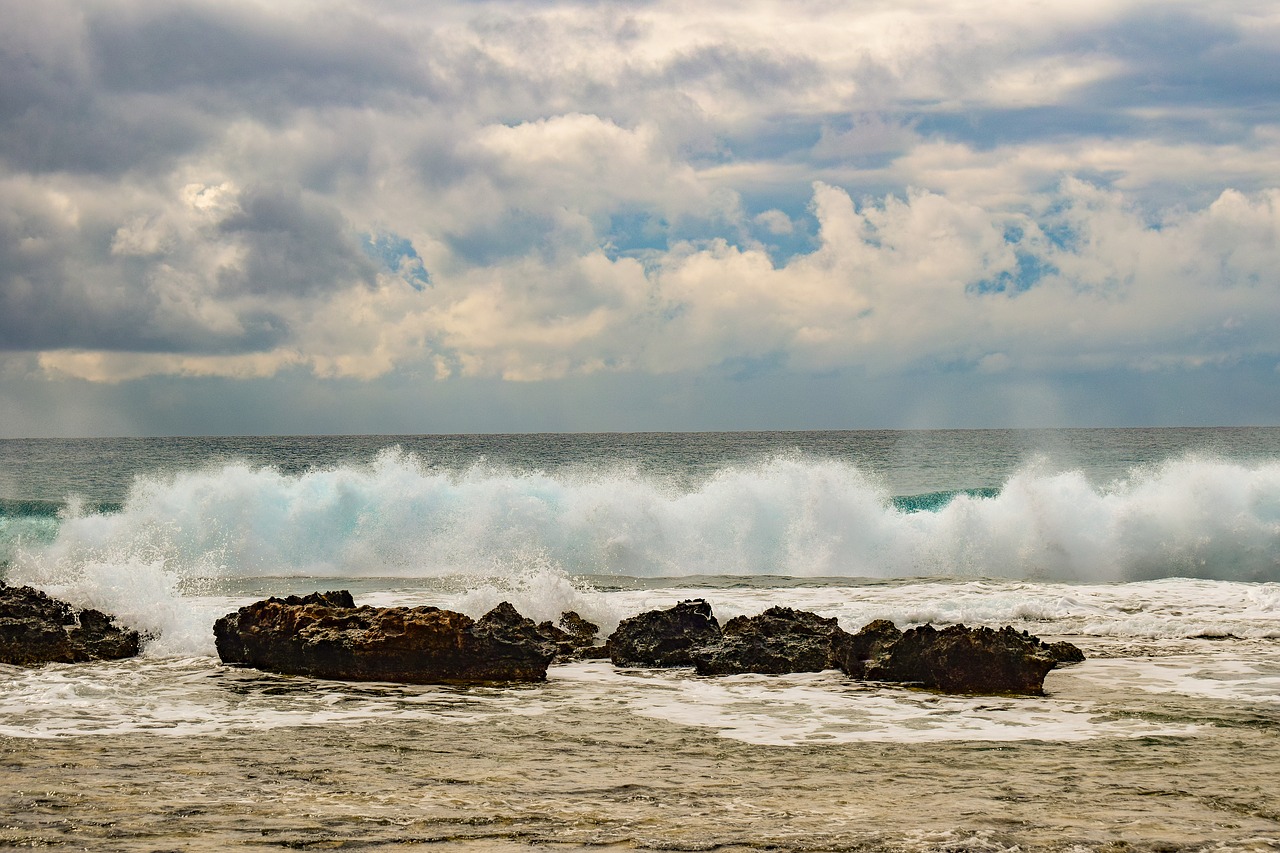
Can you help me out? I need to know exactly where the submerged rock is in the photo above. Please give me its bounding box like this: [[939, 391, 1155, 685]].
[[213, 592, 554, 683], [692, 606, 848, 675], [0, 581, 140, 665], [608, 599, 721, 667]]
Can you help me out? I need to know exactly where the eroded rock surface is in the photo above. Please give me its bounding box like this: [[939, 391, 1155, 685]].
[[214, 592, 553, 683], [608, 599, 721, 667], [0, 582, 140, 665], [536, 610, 608, 661], [830, 618, 903, 679], [838, 621, 1078, 695], [692, 606, 848, 675]]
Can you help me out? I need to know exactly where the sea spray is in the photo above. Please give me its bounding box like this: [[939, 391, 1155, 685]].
[[11, 449, 1280, 583], [444, 550, 624, 634]]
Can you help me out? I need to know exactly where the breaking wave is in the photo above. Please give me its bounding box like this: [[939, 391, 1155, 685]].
[[4, 448, 1279, 655], [5, 448, 1278, 584]]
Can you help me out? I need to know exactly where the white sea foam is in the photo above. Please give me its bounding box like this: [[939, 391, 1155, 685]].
[[0, 658, 542, 739], [0, 657, 1202, 744], [1065, 653, 1280, 704], [9, 450, 1280, 584], [7, 449, 1280, 651], [554, 664, 1200, 745]]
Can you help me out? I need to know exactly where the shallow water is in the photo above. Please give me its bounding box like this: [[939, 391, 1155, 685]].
[[4, 651, 1280, 852], [4, 596, 1280, 852]]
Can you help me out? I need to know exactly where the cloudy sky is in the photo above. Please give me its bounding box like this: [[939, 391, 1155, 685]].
[[2, 0, 1279, 436]]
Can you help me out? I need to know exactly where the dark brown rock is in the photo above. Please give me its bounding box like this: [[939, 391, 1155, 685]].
[[833, 619, 1082, 694], [536, 610, 603, 661], [1046, 640, 1086, 665], [692, 606, 848, 675], [863, 624, 1060, 695], [831, 618, 903, 678], [213, 592, 553, 683], [0, 582, 140, 665], [608, 599, 721, 667]]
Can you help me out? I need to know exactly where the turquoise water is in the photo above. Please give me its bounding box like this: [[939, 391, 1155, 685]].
[[5, 428, 1280, 582]]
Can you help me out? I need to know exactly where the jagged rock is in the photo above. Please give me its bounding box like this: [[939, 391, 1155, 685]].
[[691, 606, 848, 675], [213, 592, 553, 683], [830, 618, 903, 679], [833, 619, 1083, 694], [608, 599, 721, 667], [0, 581, 140, 665], [865, 624, 1061, 695], [536, 610, 605, 661], [558, 611, 599, 645], [1046, 640, 1086, 664]]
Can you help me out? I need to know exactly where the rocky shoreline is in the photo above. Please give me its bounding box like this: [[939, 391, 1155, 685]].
[[214, 593, 1084, 695], [2, 584, 1083, 695]]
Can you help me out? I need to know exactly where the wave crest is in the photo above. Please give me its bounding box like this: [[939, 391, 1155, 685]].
[[6, 448, 1279, 585]]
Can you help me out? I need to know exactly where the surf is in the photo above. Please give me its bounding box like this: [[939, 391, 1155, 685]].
[[6, 447, 1279, 584]]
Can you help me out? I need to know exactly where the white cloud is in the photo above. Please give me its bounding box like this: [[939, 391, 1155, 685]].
[[3, 0, 1279, 432]]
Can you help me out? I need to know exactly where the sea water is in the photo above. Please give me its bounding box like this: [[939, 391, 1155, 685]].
[[1, 429, 1279, 851]]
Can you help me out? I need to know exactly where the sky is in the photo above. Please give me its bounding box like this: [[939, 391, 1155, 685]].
[[2, 0, 1280, 436]]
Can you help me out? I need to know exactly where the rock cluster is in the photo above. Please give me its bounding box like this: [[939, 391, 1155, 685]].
[[608, 599, 1083, 695], [0, 581, 141, 665], [835, 621, 1073, 695], [0, 580, 1086, 697], [536, 611, 609, 661], [692, 606, 843, 676], [209, 591, 1083, 695]]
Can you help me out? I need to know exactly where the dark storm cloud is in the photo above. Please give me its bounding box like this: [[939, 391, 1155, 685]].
[[86, 3, 424, 105], [0, 182, 372, 354], [1071, 8, 1280, 109], [0, 0, 428, 176], [0, 244, 289, 356], [1025, 9, 1279, 139], [0, 92, 216, 178], [218, 185, 377, 297], [711, 6, 1280, 172], [0, 209, 289, 356]]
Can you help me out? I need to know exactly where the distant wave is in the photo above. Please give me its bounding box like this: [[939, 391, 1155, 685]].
[[0, 498, 124, 518], [6, 448, 1279, 585]]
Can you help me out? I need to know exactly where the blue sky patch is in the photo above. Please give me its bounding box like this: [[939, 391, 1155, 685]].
[[362, 233, 430, 290]]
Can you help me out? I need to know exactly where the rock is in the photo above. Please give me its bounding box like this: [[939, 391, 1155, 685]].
[[536, 610, 604, 661], [862, 624, 1061, 695], [691, 606, 848, 675], [558, 611, 600, 646], [213, 592, 554, 683], [608, 599, 721, 667], [1046, 640, 1086, 664], [578, 643, 613, 660], [831, 618, 903, 679], [833, 619, 1083, 694], [0, 581, 140, 665]]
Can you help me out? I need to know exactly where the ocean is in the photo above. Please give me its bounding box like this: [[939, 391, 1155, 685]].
[[1, 428, 1279, 851]]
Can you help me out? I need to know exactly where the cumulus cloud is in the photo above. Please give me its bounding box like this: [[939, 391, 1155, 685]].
[[1, 0, 1278, 422]]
